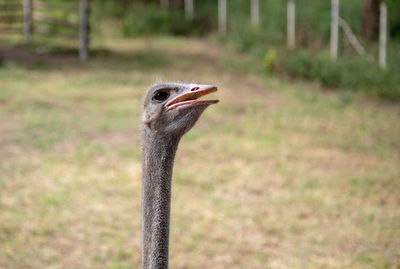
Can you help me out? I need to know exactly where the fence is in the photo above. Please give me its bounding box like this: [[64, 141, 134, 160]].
[[160, 0, 388, 69], [1, 0, 389, 66], [0, 0, 90, 61], [0, 0, 24, 40]]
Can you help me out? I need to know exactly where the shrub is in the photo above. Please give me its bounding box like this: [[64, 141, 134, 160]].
[[92, 0, 127, 19], [283, 50, 400, 101], [286, 51, 313, 78], [121, 4, 204, 37], [228, 24, 270, 57], [380, 84, 400, 101], [264, 49, 277, 72]]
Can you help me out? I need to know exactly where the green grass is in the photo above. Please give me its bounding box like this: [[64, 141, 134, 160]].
[[0, 36, 399, 269]]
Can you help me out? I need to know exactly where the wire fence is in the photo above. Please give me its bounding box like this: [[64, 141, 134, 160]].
[[163, 0, 388, 69], [0, 0, 90, 61], [0, 0, 389, 67], [0, 0, 24, 40]]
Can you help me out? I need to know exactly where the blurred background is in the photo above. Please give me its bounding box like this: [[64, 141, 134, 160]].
[[0, 0, 399, 268]]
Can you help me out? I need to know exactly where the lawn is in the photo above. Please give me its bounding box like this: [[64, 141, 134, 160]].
[[0, 36, 399, 269]]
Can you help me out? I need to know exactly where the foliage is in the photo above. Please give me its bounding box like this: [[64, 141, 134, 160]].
[[91, 0, 128, 19], [229, 24, 268, 55], [283, 50, 400, 101], [25, 0, 400, 101], [384, 0, 400, 38], [263, 49, 277, 72], [198, 0, 398, 40], [208, 0, 400, 101], [121, 3, 206, 37], [91, 0, 400, 39]]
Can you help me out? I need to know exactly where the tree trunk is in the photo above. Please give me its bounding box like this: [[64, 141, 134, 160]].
[[172, 0, 184, 10], [362, 0, 380, 40]]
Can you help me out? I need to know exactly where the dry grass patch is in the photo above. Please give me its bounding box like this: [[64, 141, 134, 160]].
[[0, 36, 399, 269]]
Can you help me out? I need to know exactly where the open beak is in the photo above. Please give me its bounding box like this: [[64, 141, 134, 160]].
[[165, 85, 219, 110]]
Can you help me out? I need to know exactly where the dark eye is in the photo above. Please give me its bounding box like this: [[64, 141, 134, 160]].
[[152, 90, 170, 102]]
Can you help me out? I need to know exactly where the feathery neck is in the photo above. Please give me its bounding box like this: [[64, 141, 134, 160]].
[[142, 130, 181, 269]]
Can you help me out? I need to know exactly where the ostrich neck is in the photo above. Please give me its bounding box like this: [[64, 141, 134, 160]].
[[142, 131, 180, 269]]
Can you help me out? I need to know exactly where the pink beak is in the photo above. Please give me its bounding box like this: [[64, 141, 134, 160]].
[[165, 85, 219, 110]]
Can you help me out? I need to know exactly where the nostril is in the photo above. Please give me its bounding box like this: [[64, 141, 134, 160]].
[[191, 87, 200, 92]]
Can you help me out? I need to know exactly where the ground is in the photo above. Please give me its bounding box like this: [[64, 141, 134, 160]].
[[0, 36, 399, 269]]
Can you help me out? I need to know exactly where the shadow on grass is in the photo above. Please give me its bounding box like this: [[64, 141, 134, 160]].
[[0, 45, 171, 71]]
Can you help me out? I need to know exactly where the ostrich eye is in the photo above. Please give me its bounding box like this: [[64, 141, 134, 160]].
[[152, 90, 170, 103]]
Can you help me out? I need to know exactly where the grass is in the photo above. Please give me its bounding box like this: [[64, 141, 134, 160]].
[[0, 36, 399, 269]]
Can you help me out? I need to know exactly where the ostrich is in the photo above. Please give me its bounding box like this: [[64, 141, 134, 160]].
[[141, 82, 219, 269]]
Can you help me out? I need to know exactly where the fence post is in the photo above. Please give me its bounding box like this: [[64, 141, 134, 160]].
[[330, 0, 339, 61], [287, 0, 295, 49], [185, 0, 194, 19], [379, 2, 387, 69], [161, 0, 169, 10], [79, 0, 89, 62], [23, 0, 33, 44], [218, 0, 227, 35], [251, 0, 260, 27]]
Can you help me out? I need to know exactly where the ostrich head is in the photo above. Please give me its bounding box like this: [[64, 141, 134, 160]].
[[142, 82, 219, 138]]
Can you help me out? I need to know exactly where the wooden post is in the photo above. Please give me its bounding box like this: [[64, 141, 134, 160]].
[[218, 0, 227, 35], [287, 0, 295, 49], [251, 0, 260, 27], [79, 0, 89, 62], [23, 0, 33, 44], [330, 0, 339, 61], [339, 18, 366, 56], [161, 0, 169, 10], [379, 2, 387, 69], [185, 0, 194, 19]]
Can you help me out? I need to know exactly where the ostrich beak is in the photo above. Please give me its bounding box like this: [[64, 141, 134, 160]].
[[165, 85, 219, 110]]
